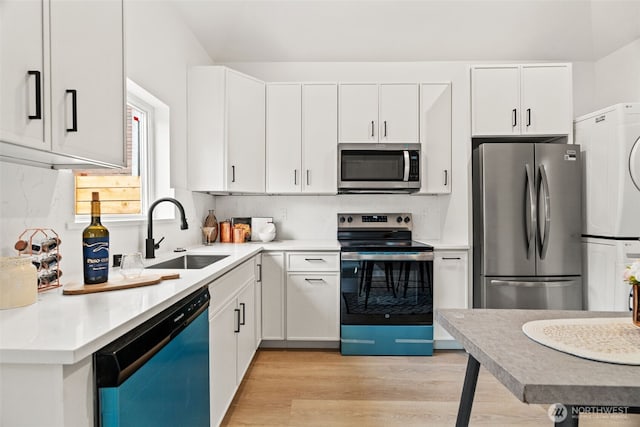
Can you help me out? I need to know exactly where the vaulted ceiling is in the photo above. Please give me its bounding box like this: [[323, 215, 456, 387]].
[[172, 0, 640, 62]]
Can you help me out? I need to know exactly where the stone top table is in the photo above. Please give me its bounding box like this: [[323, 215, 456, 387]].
[[435, 309, 640, 427]]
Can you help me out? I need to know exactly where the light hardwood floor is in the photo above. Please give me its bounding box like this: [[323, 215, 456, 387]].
[[222, 349, 639, 426]]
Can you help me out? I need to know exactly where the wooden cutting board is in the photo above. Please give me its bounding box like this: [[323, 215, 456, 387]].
[[62, 273, 180, 295]]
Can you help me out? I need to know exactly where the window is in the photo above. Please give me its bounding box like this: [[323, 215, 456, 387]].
[[74, 79, 172, 221]]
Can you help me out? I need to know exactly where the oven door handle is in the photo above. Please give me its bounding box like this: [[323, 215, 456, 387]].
[[341, 252, 434, 262]]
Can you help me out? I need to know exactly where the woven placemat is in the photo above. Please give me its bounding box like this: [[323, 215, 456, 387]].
[[522, 317, 640, 365]]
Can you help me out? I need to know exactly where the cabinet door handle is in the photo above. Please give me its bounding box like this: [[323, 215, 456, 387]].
[[384, 120, 387, 137], [442, 257, 461, 260], [371, 120, 375, 137], [306, 169, 310, 186], [239, 302, 246, 325], [444, 170, 448, 186], [234, 308, 241, 333], [294, 169, 297, 185], [66, 89, 78, 132], [231, 165, 236, 183], [526, 108, 531, 127], [305, 278, 326, 284], [512, 108, 517, 127], [27, 70, 42, 120], [257, 263, 262, 282]]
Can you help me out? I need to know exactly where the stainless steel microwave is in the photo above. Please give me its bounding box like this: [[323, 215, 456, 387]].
[[338, 143, 421, 193]]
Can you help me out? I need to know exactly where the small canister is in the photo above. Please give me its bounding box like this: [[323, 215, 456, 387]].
[[220, 221, 232, 243], [0, 257, 37, 309], [233, 227, 245, 243]]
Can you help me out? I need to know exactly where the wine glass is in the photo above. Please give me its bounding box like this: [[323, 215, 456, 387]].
[[120, 253, 144, 279]]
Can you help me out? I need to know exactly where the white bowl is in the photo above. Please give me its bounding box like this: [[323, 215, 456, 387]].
[[258, 231, 276, 242]]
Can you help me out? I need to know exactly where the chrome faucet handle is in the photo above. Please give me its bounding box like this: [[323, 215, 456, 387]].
[[154, 236, 165, 249]]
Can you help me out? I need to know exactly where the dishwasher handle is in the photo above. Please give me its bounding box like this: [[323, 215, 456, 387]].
[[94, 287, 210, 387]]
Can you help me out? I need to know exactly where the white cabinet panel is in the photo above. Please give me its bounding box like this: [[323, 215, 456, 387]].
[[287, 252, 340, 272], [49, 0, 124, 166], [339, 83, 378, 143], [286, 273, 339, 340], [471, 66, 520, 136], [261, 252, 285, 340], [418, 83, 452, 194], [0, 0, 48, 149], [471, 64, 572, 138], [302, 83, 337, 193], [0, 0, 125, 168], [188, 66, 265, 193], [236, 281, 255, 383], [521, 65, 572, 136], [266, 83, 302, 193], [379, 83, 419, 143], [209, 297, 238, 427], [434, 251, 468, 341]]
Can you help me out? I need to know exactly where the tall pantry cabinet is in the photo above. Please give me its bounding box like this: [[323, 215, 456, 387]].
[[0, 0, 126, 168]]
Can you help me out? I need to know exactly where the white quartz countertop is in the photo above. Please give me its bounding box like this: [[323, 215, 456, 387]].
[[0, 244, 264, 365], [0, 238, 465, 365]]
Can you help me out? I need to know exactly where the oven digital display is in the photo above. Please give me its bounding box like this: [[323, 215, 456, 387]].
[[362, 215, 387, 223]]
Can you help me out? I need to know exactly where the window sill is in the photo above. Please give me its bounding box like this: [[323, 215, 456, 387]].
[[67, 215, 175, 230]]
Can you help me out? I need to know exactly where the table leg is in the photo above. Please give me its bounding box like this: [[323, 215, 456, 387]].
[[456, 354, 480, 427]]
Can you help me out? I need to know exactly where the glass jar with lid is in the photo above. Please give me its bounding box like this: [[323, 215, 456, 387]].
[[0, 257, 37, 309]]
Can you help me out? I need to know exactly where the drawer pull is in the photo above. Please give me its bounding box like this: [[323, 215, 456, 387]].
[[442, 257, 461, 260], [304, 258, 326, 262], [305, 278, 326, 284]]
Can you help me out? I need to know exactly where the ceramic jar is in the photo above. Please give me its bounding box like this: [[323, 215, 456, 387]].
[[0, 257, 37, 309]]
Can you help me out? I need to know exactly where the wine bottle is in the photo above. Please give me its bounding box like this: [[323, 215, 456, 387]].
[[82, 192, 109, 284]]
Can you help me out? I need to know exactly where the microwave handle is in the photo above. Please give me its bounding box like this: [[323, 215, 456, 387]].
[[403, 151, 410, 181]]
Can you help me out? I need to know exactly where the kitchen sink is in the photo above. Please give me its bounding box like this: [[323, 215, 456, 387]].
[[146, 254, 228, 269]]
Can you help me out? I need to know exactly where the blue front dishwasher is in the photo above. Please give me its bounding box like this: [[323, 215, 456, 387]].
[[94, 287, 210, 427]]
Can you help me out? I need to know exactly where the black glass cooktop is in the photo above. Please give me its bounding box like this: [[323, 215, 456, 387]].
[[339, 239, 433, 252]]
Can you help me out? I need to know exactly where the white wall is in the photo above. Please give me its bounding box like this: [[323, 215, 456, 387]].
[[216, 61, 472, 244], [0, 1, 215, 276], [593, 38, 640, 109]]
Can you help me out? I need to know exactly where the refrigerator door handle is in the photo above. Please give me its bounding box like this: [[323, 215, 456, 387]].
[[525, 163, 536, 260], [489, 279, 576, 288], [538, 164, 551, 260]]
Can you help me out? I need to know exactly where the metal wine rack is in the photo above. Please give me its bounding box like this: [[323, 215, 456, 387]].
[[15, 228, 62, 292]]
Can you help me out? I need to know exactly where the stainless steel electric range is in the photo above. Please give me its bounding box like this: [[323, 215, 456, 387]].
[[338, 213, 434, 355]]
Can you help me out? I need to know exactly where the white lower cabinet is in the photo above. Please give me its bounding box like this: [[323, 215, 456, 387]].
[[209, 258, 257, 427], [433, 250, 469, 342], [286, 273, 339, 340], [261, 252, 286, 340], [260, 251, 340, 344]]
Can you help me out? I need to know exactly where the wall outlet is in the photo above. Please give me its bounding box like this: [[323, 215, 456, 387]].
[[113, 254, 122, 267], [279, 208, 287, 220]]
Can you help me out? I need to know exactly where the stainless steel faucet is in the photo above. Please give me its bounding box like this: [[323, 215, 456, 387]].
[[145, 198, 189, 259]]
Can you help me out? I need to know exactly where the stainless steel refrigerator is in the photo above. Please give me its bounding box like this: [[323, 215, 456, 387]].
[[472, 142, 583, 309]]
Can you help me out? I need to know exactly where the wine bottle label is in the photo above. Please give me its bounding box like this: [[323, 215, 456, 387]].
[[83, 237, 109, 282]]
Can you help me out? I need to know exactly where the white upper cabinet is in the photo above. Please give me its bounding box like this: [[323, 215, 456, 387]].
[[0, 0, 125, 168], [188, 66, 266, 194], [418, 83, 452, 194], [471, 64, 572, 137], [378, 83, 419, 143], [339, 83, 378, 142], [266, 83, 337, 194], [49, 0, 125, 166], [0, 0, 48, 150], [266, 83, 302, 193], [339, 83, 418, 143]]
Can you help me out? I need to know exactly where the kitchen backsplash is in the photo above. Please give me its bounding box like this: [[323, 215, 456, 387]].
[[214, 194, 446, 241]]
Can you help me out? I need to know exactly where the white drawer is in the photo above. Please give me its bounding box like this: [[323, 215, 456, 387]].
[[287, 252, 340, 272]]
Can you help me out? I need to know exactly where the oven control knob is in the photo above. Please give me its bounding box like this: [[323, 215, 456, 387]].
[[396, 216, 403, 223], [339, 216, 345, 223], [347, 216, 353, 223], [404, 216, 411, 223]]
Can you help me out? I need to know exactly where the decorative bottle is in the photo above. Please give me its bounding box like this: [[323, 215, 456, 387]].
[[82, 192, 110, 284], [203, 209, 219, 245]]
